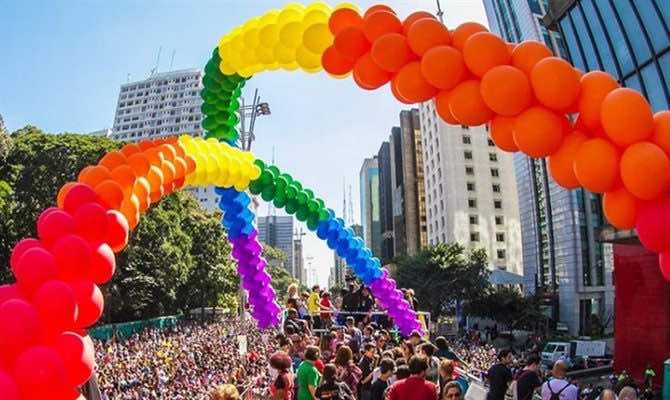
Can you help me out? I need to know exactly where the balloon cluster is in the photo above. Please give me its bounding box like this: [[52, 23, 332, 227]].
[[217, 188, 281, 328], [201, 48, 247, 144], [217, 2, 344, 76]]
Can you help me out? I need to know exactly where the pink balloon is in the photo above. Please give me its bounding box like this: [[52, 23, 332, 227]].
[[9, 238, 43, 273], [105, 210, 129, 253], [0, 299, 40, 362], [32, 280, 78, 334], [635, 198, 670, 252], [0, 284, 23, 305], [63, 183, 100, 215], [14, 247, 57, 294], [0, 369, 19, 400], [89, 242, 116, 284], [52, 235, 92, 280], [37, 209, 75, 246], [74, 202, 108, 242], [53, 332, 94, 386], [13, 346, 67, 400], [69, 280, 103, 328]]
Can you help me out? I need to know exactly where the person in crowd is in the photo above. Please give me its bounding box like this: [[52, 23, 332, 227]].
[[211, 384, 240, 400], [319, 292, 335, 330], [404, 289, 419, 311], [345, 316, 363, 354], [297, 346, 322, 400], [334, 345, 362, 395], [644, 364, 656, 389], [342, 283, 360, 320], [409, 330, 423, 347], [357, 286, 374, 324], [362, 326, 374, 345], [439, 359, 469, 399], [270, 352, 295, 400], [541, 361, 578, 400], [619, 386, 637, 400], [370, 358, 395, 400], [486, 349, 514, 400], [515, 354, 543, 400], [600, 389, 617, 400], [315, 364, 355, 400], [284, 308, 307, 335], [358, 343, 377, 400], [401, 341, 415, 362], [395, 364, 411, 381], [307, 285, 321, 329], [435, 336, 460, 361], [420, 343, 441, 385], [443, 381, 464, 400], [287, 284, 300, 303], [386, 355, 438, 400]]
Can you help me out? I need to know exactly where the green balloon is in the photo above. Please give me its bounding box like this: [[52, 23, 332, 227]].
[[219, 77, 238, 92], [248, 180, 263, 195], [285, 185, 298, 199], [268, 165, 280, 178], [259, 170, 274, 186], [261, 186, 275, 202], [211, 48, 221, 61], [293, 181, 303, 191], [202, 75, 217, 89], [307, 199, 319, 212], [280, 173, 293, 184], [296, 192, 308, 206], [202, 117, 219, 131], [307, 217, 319, 231], [201, 103, 216, 115], [275, 176, 289, 189], [254, 159, 266, 170], [214, 111, 232, 125], [285, 199, 298, 214], [273, 196, 287, 208], [303, 189, 314, 200], [317, 208, 330, 221], [316, 198, 325, 209], [296, 207, 309, 222]]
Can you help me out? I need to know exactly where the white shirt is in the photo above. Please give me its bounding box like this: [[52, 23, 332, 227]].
[[541, 379, 579, 400]]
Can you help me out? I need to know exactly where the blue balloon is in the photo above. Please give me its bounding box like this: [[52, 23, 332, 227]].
[[326, 236, 338, 250], [316, 220, 330, 240]]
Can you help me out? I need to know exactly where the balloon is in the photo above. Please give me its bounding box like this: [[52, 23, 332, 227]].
[[371, 33, 414, 73], [120, 143, 142, 157], [110, 165, 137, 197], [127, 153, 151, 177], [448, 80, 493, 126], [57, 183, 77, 209], [303, 23, 333, 54], [52, 235, 92, 280], [420, 46, 466, 90], [334, 27, 370, 60], [578, 71, 619, 130], [451, 22, 488, 51], [480, 65, 532, 116], [620, 142, 670, 200], [13, 346, 67, 400], [99, 150, 128, 171], [603, 187, 638, 229], [653, 111, 670, 156], [490, 115, 519, 152], [74, 202, 108, 242], [63, 183, 100, 215], [329, 7, 363, 35], [407, 18, 450, 56], [364, 4, 395, 18], [0, 284, 22, 304], [353, 53, 392, 90], [89, 242, 115, 284], [601, 88, 654, 147], [462, 32, 510, 78], [32, 280, 78, 333], [120, 196, 140, 230], [393, 61, 438, 103], [38, 209, 75, 246], [363, 10, 402, 42], [660, 252, 670, 281], [0, 370, 19, 400], [513, 106, 564, 158], [433, 91, 458, 124], [402, 11, 436, 34], [530, 57, 581, 111], [296, 45, 322, 71], [78, 165, 112, 189], [94, 180, 125, 210], [53, 332, 95, 386], [547, 131, 588, 189], [133, 177, 151, 212], [511, 40, 552, 75], [390, 78, 413, 104], [105, 210, 129, 253], [573, 138, 620, 193], [69, 280, 103, 328], [10, 238, 43, 273], [0, 300, 40, 362], [147, 165, 164, 203], [636, 197, 670, 252], [14, 248, 57, 294]]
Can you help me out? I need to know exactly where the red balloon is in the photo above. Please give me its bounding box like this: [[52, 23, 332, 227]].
[[402, 11, 436, 35], [407, 18, 451, 56], [322, 46, 355, 75], [62, 183, 101, 215], [490, 115, 519, 152], [0, 300, 40, 362], [371, 33, 415, 73], [393, 61, 438, 103], [0, 370, 19, 400], [53, 332, 94, 386], [530, 56, 581, 111], [448, 80, 493, 126], [451, 22, 488, 51], [13, 346, 67, 400], [462, 32, 510, 78], [52, 235, 92, 280], [73, 202, 109, 243], [105, 210, 129, 253], [390, 78, 414, 104], [14, 248, 57, 295], [353, 53, 392, 90], [69, 280, 103, 328], [37, 209, 75, 246], [420, 46, 466, 90], [636, 197, 670, 252], [32, 280, 78, 334], [363, 10, 402, 43], [10, 238, 43, 274], [364, 4, 395, 18], [434, 91, 460, 124], [329, 8, 363, 36], [0, 284, 23, 304], [334, 27, 370, 61], [513, 106, 565, 158], [659, 252, 670, 281], [89, 242, 116, 285]]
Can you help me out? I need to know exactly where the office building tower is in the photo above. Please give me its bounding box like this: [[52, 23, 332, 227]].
[[377, 142, 395, 262], [483, 0, 614, 335], [110, 69, 218, 211], [360, 157, 382, 258], [257, 215, 295, 276], [418, 106, 523, 275], [293, 231, 304, 285]]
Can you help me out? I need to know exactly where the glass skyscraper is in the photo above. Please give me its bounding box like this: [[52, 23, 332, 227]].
[[360, 157, 382, 258]]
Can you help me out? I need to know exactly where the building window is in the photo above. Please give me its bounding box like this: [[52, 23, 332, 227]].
[[470, 232, 480, 242], [489, 153, 498, 162], [488, 138, 495, 147], [467, 182, 476, 191], [465, 166, 474, 175], [468, 198, 477, 208], [497, 249, 506, 259], [496, 233, 505, 242], [494, 200, 502, 209], [462, 135, 471, 144], [492, 184, 501, 193], [464, 151, 473, 160], [495, 216, 504, 225], [469, 215, 479, 225], [491, 168, 499, 177]]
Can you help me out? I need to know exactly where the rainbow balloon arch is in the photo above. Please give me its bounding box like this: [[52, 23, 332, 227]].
[[1, 1, 670, 398]]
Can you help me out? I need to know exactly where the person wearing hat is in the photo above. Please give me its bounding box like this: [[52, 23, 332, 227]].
[[307, 285, 321, 329]]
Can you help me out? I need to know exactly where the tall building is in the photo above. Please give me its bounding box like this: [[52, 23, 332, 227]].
[[360, 157, 382, 258], [257, 215, 295, 276], [110, 69, 218, 211], [417, 106, 523, 275], [293, 230, 304, 285], [483, 0, 614, 335], [377, 142, 395, 262]]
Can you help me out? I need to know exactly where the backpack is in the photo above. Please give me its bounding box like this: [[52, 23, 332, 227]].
[[547, 381, 570, 400]]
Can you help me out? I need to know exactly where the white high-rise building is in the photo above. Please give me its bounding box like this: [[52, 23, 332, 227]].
[[418, 102, 523, 276], [110, 68, 218, 211]]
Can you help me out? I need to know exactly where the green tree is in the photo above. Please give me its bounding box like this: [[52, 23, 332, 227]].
[[464, 286, 546, 330], [393, 243, 490, 320]]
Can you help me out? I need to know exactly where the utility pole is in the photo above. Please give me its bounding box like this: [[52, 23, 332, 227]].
[[436, 0, 444, 23]]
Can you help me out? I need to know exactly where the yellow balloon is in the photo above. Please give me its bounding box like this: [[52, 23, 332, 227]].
[[302, 23, 333, 54], [243, 17, 261, 48], [278, 6, 303, 25], [255, 46, 275, 65], [296, 46, 322, 71], [219, 61, 236, 75], [234, 181, 249, 192], [303, 9, 330, 26], [280, 61, 299, 71], [230, 34, 246, 54], [279, 21, 304, 48], [238, 66, 257, 78], [259, 23, 280, 48], [250, 165, 262, 181], [274, 45, 296, 64], [240, 48, 258, 66], [260, 9, 280, 25], [267, 62, 280, 71]]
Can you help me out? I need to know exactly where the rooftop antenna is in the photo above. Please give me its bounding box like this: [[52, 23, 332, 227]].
[[126, 73, 131, 83], [267, 146, 277, 217], [150, 46, 162, 77], [347, 184, 354, 225], [436, 0, 444, 23], [342, 177, 347, 223], [169, 49, 176, 71]]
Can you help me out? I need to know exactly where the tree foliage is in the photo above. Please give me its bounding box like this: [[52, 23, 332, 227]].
[[464, 286, 546, 330], [393, 243, 490, 319]]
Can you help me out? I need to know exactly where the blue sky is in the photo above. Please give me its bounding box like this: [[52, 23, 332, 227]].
[[0, 0, 487, 287]]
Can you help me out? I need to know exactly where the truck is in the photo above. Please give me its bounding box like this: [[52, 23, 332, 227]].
[[541, 340, 608, 368]]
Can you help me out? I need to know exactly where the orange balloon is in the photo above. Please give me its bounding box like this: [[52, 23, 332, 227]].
[[98, 151, 128, 171], [603, 187, 638, 229], [578, 71, 619, 130], [462, 32, 510, 78], [620, 142, 670, 200], [329, 8, 363, 36], [137, 140, 156, 151], [407, 18, 451, 56], [184, 155, 197, 175], [172, 157, 187, 189], [79, 165, 113, 188], [133, 177, 151, 212], [548, 131, 589, 189], [601, 88, 654, 147], [652, 111, 670, 156], [513, 106, 564, 158], [390, 78, 414, 104], [434, 91, 459, 124], [573, 138, 620, 193], [160, 161, 176, 194], [402, 11, 436, 35], [171, 140, 186, 159], [480, 65, 532, 116], [448, 80, 493, 126], [420, 46, 466, 91], [371, 33, 415, 73], [393, 61, 438, 103], [158, 144, 176, 161], [530, 57, 581, 111], [451, 22, 488, 51], [111, 165, 137, 197], [144, 147, 164, 167], [147, 166, 165, 203], [120, 143, 142, 158], [363, 10, 402, 43], [490, 115, 518, 152], [364, 4, 395, 18], [94, 180, 125, 210], [353, 52, 392, 90], [120, 195, 140, 230], [127, 153, 151, 177], [56, 182, 77, 209], [511, 40, 553, 75], [334, 27, 370, 61], [322, 45, 356, 75]]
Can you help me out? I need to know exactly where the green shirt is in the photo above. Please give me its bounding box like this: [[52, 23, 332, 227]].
[[297, 360, 321, 400]]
